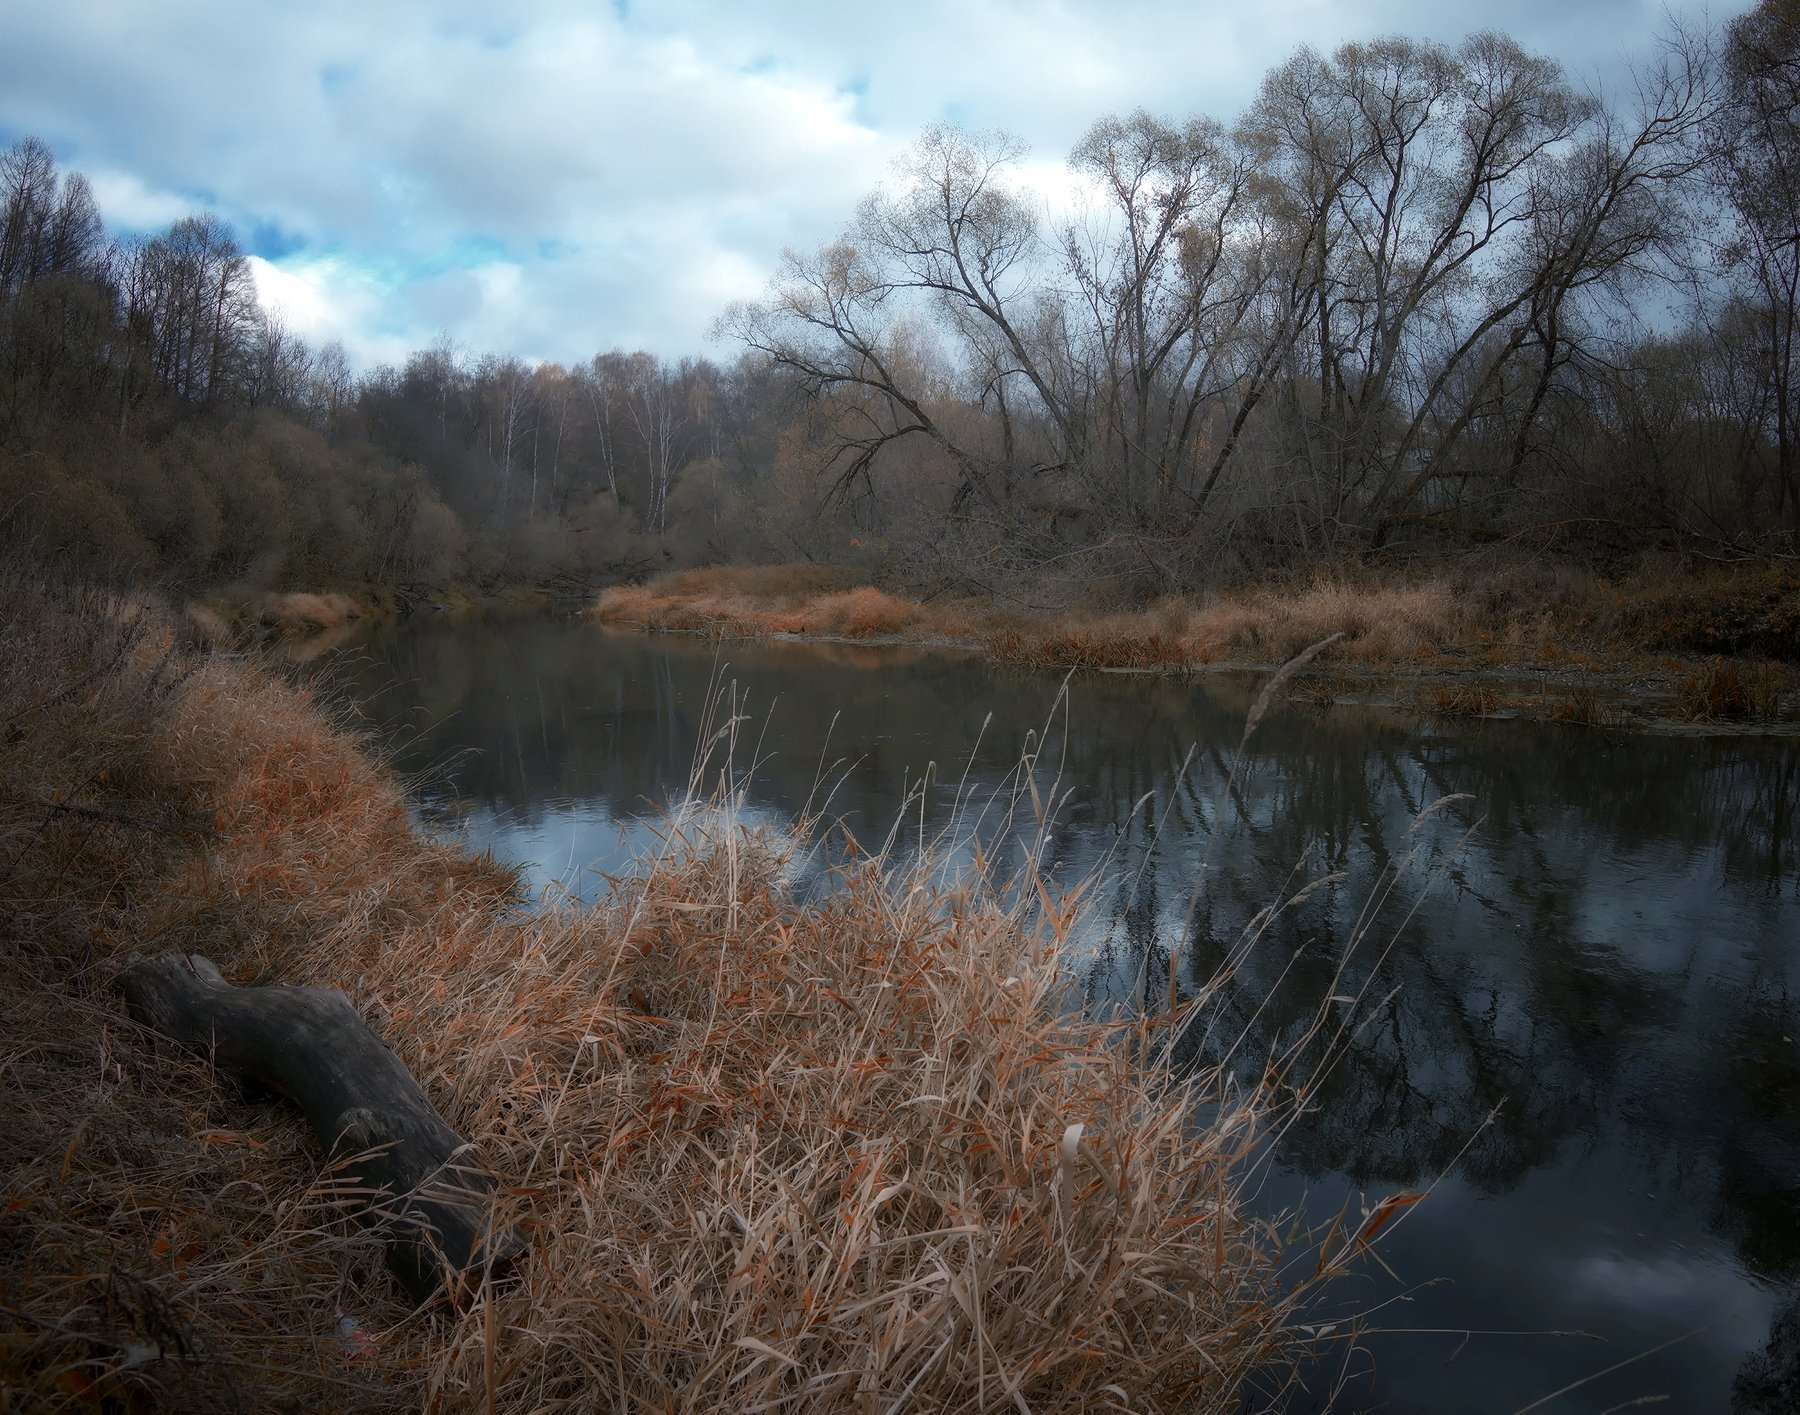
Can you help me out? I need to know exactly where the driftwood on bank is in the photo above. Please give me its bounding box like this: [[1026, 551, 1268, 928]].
[[118, 954, 526, 1302]]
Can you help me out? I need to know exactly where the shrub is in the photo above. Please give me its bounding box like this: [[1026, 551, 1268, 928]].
[[1674, 658, 1787, 721]]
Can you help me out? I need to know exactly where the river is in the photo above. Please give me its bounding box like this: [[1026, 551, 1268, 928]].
[[311, 613, 1800, 1414]]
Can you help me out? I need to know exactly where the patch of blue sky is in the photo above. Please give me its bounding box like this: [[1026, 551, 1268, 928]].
[[441, 234, 511, 269], [248, 221, 307, 261], [433, 15, 523, 50], [837, 74, 872, 125], [357, 234, 516, 288], [357, 227, 504, 270], [319, 64, 356, 97]]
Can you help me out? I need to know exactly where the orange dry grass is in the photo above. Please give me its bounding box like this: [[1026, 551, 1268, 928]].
[[1428, 684, 1502, 718], [597, 566, 1474, 673], [805, 585, 933, 637], [0, 583, 388, 1410], [251, 590, 363, 635], [976, 582, 1464, 672], [3, 573, 1329, 1411], [1545, 681, 1608, 728], [1672, 658, 1789, 722], [1184, 581, 1462, 663], [984, 618, 1188, 671], [596, 568, 938, 642]]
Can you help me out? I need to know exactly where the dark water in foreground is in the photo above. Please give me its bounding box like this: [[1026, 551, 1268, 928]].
[[313, 615, 1800, 1414]]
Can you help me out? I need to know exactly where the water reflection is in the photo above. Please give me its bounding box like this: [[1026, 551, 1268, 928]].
[[313, 615, 1800, 1414]]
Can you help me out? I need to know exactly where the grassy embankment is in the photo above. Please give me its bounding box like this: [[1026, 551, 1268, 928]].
[[593, 562, 1800, 727], [183, 584, 567, 650], [1, 567, 1353, 1410], [172, 591, 374, 651]]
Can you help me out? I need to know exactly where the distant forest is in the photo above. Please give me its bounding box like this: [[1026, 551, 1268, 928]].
[[6, 5, 1800, 603]]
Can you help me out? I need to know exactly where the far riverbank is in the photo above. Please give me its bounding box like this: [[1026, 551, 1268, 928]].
[[591, 562, 1800, 732]]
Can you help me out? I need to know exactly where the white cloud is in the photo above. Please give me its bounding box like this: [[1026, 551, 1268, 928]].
[[246, 256, 333, 336], [246, 253, 414, 369], [84, 168, 192, 233], [0, 0, 1748, 369]]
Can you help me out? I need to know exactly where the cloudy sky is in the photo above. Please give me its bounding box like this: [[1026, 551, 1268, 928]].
[[0, 0, 1744, 370]]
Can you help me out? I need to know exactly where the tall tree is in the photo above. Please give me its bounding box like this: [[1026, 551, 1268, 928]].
[[622, 352, 689, 533], [1715, 0, 1800, 523], [123, 214, 259, 408]]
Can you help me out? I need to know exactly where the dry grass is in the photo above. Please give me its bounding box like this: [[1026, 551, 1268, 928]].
[[250, 590, 364, 636], [179, 601, 232, 652], [1609, 566, 1800, 662], [601, 568, 1475, 667], [1428, 684, 1502, 718], [1545, 680, 1608, 728], [1182, 581, 1462, 664], [596, 568, 949, 644], [598, 566, 1470, 671], [1672, 658, 1789, 722], [594, 563, 1800, 729], [3, 567, 1342, 1411]]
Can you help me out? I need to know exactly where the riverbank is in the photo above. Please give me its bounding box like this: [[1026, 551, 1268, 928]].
[[0, 570, 1335, 1410], [592, 562, 1800, 730], [179, 584, 566, 646]]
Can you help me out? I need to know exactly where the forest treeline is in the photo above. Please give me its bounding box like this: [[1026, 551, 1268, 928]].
[[6, 4, 1800, 604], [0, 130, 779, 597]]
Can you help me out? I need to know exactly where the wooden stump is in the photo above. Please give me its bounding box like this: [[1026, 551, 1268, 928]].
[[118, 954, 526, 1303]]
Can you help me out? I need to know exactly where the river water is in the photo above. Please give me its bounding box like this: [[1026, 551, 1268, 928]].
[[313, 613, 1800, 1414]]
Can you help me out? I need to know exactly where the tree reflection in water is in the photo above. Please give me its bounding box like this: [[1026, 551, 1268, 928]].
[[316, 616, 1800, 1414]]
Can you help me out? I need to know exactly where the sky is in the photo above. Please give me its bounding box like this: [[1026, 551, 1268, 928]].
[[0, 0, 1748, 372]]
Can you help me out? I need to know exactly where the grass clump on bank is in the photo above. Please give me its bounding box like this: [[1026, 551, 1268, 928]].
[[249, 590, 366, 636], [2, 565, 1335, 1410], [597, 564, 951, 643], [1673, 657, 1789, 722]]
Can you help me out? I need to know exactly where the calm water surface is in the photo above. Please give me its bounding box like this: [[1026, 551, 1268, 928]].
[[314, 615, 1800, 1414]]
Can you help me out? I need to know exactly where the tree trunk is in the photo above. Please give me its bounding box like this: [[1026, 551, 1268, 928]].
[[118, 954, 526, 1303]]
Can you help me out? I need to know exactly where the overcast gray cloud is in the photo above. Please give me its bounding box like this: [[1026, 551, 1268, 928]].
[[0, 0, 1746, 369]]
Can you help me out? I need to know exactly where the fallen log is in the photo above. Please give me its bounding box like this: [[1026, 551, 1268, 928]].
[[118, 954, 526, 1303]]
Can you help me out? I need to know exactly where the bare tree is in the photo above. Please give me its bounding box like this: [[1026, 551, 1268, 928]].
[[530, 363, 576, 516], [621, 352, 689, 533], [1240, 33, 1598, 541], [0, 138, 61, 297], [726, 127, 1062, 526], [123, 214, 259, 407], [1714, 0, 1800, 523], [477, 356, 535, 514]]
